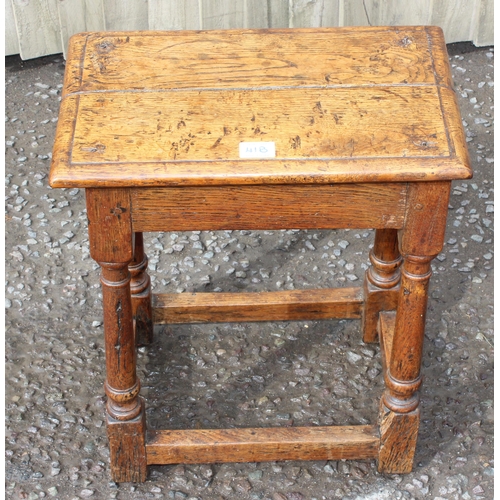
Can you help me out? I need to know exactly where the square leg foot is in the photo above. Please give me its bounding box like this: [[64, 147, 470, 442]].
[[377, 405, 420, 474], [107, 399, 147, 482]]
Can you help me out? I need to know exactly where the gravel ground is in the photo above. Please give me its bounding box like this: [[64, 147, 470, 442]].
[[5, 43, 494, 500]]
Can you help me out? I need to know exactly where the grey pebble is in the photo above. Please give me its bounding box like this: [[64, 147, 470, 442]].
[[276, 413, 291, 420], [483, 467, 494, 476], [248, 470, 263, 481], [259, 268, 270, 278], [347, 351, 362, 364]]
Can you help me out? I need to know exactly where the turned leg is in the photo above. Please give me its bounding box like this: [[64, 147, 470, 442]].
[[100, 262, 147, 482], [362, 229, 402, 343], [86, 188, 147, 482], [378, 255, 432, 473], [377, 181, 451, 473], [130, 232, 153, 346]]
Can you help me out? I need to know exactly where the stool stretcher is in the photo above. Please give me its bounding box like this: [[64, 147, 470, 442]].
[[146, 426, 379, 465], [153, 288, 364, 324]]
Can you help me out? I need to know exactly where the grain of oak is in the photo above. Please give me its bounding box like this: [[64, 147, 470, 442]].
[[379, 311, 396, 371], [153, 288, 364, 324], [67, 28, 438, 92], [362, 228, 401, 343], [49, 27, 471, 188], [131, 184, 407, 232], [146, 426, 380, 464]]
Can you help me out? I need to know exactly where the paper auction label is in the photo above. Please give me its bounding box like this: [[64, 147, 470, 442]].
[[239, 142, 276, 158]]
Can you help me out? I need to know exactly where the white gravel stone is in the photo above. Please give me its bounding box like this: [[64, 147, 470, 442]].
[[347, 351, 362, 363], [259, 269, 270, 278], [305, 241, 316, 250]]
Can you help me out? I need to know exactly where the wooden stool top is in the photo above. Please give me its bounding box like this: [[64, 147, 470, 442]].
[[49, 26, 471, 188]]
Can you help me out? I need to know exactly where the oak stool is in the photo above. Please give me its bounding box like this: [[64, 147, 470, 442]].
[[50, 27, 471, 482]]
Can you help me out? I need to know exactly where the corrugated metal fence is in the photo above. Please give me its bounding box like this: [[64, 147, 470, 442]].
[[6, 0, 493, 60]]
